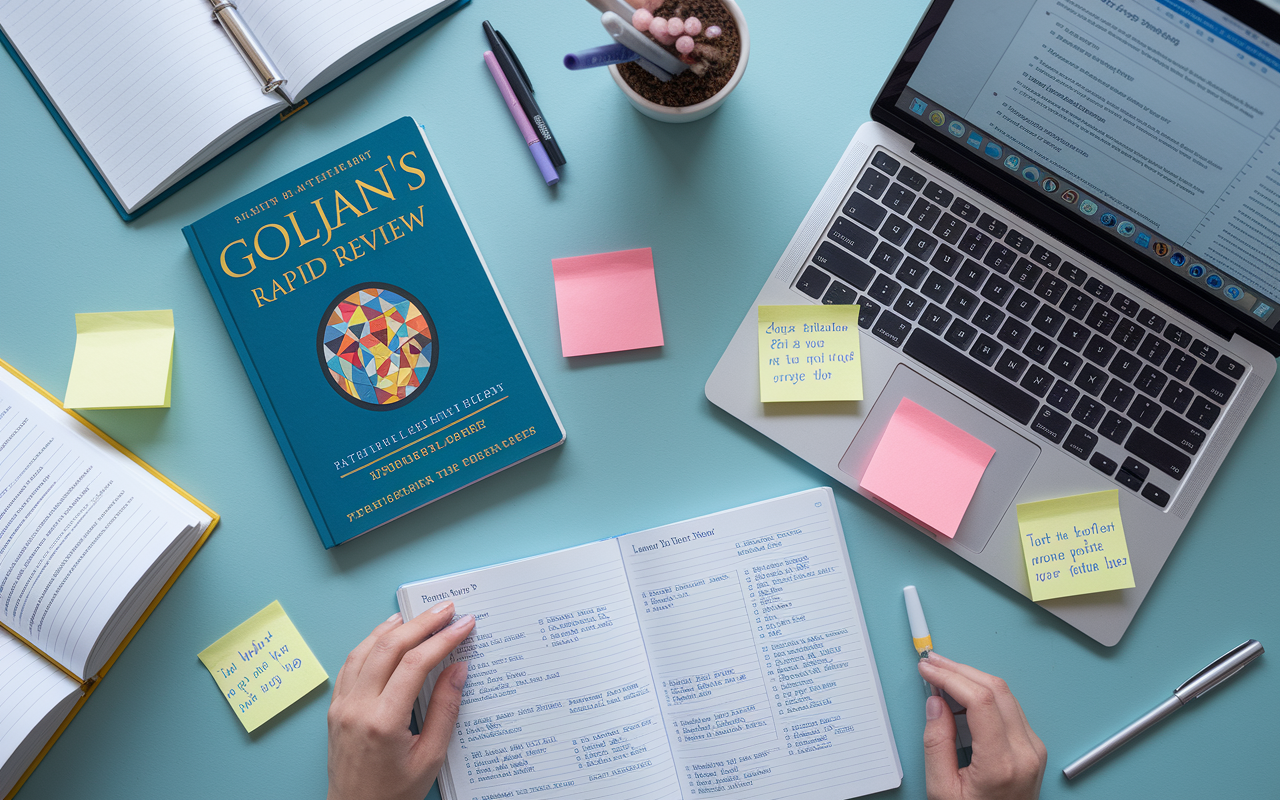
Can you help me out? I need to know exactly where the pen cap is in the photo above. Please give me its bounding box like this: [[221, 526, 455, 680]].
[[1175, 639, 1264, 701], [903, 586, 931, 644], [529, 141, 559, 186]]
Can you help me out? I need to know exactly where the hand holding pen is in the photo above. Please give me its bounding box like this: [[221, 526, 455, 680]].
[[905, 586, 1045, 799], [919, 653, 1048, 800]]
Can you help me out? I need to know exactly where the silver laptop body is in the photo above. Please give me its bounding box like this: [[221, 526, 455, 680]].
[[707, 0, 1280, 646]]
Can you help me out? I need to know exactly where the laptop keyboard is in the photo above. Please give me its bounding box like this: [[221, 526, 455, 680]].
[[793, 148, 1249, 509]]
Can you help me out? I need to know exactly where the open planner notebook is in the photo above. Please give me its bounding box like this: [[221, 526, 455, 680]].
[[397, 489, 903, 800], [0, 359, 216, 800], [0, 0, 463, 219]]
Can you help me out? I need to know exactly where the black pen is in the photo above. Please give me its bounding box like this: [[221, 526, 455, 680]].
[[483, 20, 566, 167]]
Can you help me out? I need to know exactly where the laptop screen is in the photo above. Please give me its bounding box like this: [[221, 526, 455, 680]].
[[882, 0, 1280, 338]]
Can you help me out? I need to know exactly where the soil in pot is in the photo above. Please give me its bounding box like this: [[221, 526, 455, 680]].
[[617, 0, 741, 107]]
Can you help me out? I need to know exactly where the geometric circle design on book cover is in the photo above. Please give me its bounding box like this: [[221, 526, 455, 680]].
[[317, 283, 438, 411]]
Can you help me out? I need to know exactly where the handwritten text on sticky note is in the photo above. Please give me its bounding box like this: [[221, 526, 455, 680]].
[[758, 305, 862, 402], [1016, 490, 1135, 602], [198, 600, 328, 732]]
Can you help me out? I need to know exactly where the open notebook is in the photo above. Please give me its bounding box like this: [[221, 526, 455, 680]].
[[398, 489, 903, 800], [0, 359, 217, 800], [0, 0, 465, 219]]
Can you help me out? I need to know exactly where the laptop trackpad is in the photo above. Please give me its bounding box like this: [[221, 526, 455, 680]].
[[837, 365, 1041, 554]]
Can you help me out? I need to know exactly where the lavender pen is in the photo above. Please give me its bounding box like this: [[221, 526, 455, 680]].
[[483, 50, 559, 186]]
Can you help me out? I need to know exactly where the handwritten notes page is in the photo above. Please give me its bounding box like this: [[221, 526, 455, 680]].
[[618, 489, 901, 799], [1016, 490, 1135, 601], [198, 601, 328, 732], [757, 306, 862, 402], [397, 490, 901, 800], [398, 541, 681, 800], [63, 310, 175, 409], [0, 366, 205, 679]]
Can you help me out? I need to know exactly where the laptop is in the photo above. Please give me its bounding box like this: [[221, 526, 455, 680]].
[[707, 0, 1280, 646]]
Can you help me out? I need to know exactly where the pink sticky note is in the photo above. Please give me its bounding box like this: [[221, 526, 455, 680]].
[[552, 248, 664, 357], [859, 398, 995, 538]]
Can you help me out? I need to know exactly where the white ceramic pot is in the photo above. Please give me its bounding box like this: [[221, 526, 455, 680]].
[[608, 0, 749, 123]]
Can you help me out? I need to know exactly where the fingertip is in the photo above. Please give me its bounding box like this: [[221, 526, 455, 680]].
[[926, 694, 945, 720], [387, 612, 402, 623], [448, 660, 469, 691], [402, 602, 457, 641], [920, 691, 960, 791], [449, 614, 476, 633]]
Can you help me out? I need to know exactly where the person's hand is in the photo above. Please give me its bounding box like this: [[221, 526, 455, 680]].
[[918, 651, 1046, 800], [327, 601, 475, 800]]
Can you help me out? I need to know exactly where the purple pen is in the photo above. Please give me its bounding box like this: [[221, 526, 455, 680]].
[[564, 43, 639, 69], [484, 50, 559, 186]]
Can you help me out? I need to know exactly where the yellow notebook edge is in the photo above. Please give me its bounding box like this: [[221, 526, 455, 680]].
[[0, 356, 219, 800]]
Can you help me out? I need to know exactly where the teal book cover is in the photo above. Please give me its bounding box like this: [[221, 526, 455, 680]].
[[184, 117, 564, 547]]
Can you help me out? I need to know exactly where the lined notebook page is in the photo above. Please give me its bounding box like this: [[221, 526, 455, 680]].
[[0, 0, 282, 211], [236, 0, 450, 102], [398, 541, 681, 800], [0, 628, 82, 799], [0, 369, 201, 678], [617, 490, 902, 800]]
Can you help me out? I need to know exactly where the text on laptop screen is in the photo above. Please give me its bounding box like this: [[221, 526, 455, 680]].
[[902, 0, 1280, 325]]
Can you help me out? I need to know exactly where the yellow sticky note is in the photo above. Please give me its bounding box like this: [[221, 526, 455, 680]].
[[758, 305, 862, 402], [198, 601, 328, 732], [63, 310, 174, 409], [1016, 490, 1135, 602]]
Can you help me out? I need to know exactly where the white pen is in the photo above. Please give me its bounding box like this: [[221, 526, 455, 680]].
[[904, 585, 973, 766], [903, 585, 937, 692], [601, 11, 688, 77], [1063, 639, 1264, 779]]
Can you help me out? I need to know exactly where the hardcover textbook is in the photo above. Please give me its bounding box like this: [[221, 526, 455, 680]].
[[398, 489, 903, 800], [185, 118, 564, 548], [0, 358, 217, 800]]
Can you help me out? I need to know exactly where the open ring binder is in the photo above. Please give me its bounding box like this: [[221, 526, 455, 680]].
[[0, 0, 469, 219]]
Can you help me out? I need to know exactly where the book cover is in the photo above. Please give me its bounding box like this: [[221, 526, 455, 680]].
[[184, 117, 564, 548]]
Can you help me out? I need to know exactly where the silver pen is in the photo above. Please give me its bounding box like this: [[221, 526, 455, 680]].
[[1063, 639, 1264, 779]]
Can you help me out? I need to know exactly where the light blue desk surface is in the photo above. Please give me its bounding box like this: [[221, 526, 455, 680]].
[[2, 1, 1277, 797]]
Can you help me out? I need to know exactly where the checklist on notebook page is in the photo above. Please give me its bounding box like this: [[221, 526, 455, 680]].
[[398, 540, 682, 800], [397, 489, 901, 800]]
